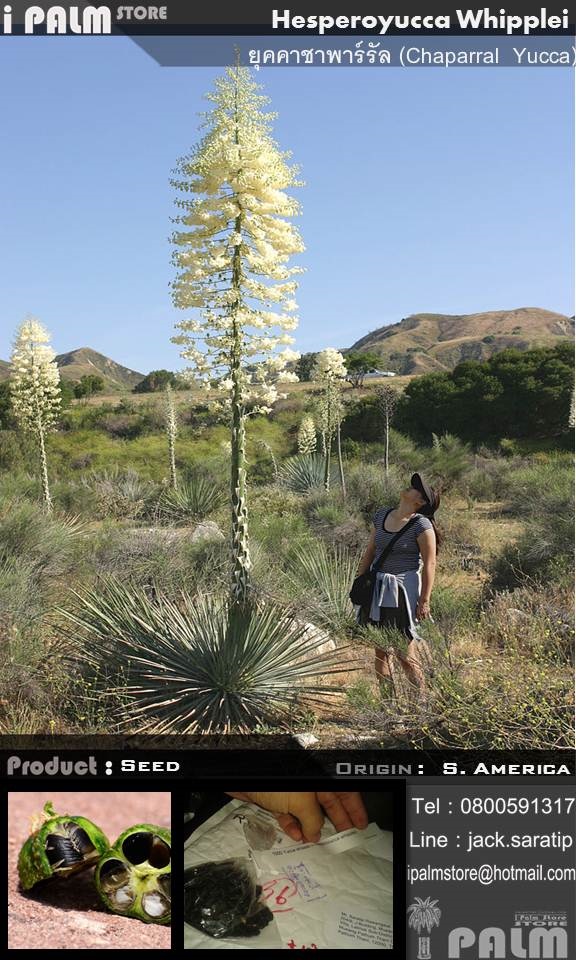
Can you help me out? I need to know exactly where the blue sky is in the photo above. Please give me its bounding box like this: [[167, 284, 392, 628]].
[[0, 37, 573, 373]]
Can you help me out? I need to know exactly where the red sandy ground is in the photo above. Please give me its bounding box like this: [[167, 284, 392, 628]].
[[8, 791, 171, 950]]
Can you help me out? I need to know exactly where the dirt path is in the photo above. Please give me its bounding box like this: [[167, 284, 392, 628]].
[[8, 791, 171, 951]]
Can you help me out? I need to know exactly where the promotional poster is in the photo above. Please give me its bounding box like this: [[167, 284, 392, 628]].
[[0, 3, 574, 955]]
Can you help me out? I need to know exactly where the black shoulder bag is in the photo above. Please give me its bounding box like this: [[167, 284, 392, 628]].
[[349, 511, 420, 611]]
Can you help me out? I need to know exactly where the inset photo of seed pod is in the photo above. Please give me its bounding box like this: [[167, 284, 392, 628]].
[[96, 825, 171, 924], [8, 792, 171, 951]]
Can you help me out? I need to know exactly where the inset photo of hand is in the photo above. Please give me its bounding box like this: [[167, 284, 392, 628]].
[[183, 790, 397, 951]]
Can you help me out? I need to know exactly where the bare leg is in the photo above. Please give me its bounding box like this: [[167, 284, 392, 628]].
[[374, 648, 397, 698], [395, 640, 430, 694]]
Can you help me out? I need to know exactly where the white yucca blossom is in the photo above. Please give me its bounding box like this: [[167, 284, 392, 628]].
[[313, 348, 348, 383], [10, 315, 61, 511], [297, 415, 317, 455], [170, 65, 304, 415], [170, 63, 304, 603]]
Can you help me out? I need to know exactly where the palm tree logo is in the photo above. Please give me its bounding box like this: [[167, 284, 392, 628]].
[[407, 896, 442, 960]]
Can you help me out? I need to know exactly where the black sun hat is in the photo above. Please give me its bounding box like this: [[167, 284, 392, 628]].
[[411, 473, 439, 517]]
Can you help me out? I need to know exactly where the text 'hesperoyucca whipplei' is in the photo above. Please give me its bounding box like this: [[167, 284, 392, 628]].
[[170, 62, 304, 603], [10, 316, 61, 512]]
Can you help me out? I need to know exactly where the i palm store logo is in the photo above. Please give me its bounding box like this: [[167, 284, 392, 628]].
[[408, 896, 442, 960]]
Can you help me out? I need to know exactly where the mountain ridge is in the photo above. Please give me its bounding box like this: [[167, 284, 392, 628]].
[[0, 348, 143, 391], [0, 308, 572, 386], [347, 307, 574, 374]]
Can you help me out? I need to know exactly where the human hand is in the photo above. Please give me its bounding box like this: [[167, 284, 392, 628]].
[[225, 791, 368, 843], [416, 599, 431, 620]]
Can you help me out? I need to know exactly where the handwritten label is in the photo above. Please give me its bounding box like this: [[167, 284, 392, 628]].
[[261, 876, 298, 913], [284, 862, 327, 903]]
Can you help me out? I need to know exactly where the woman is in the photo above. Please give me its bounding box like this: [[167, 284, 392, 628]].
[[355, 473, 441, 693]]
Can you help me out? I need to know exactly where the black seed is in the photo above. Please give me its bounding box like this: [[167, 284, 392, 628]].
[[122, 832, 170, 868], [46, 832, 89, 870], [149, 836, 171, 869], [63, 823, 95, 858], [122, 832, 150, 865]]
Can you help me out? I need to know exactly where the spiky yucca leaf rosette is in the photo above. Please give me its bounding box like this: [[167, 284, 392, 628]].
[[18, 802, 109, 891], [61, 581, 355, 733], [278, 454, 327, 493], [95, 825, 171, 925]]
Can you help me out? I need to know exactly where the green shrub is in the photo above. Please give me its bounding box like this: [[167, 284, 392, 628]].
[[345, 462, 404, 520], [0, 499, 85, 636], [0, 431, 37, 472], [91, 525, 229, 597], [80, 468, 154, 520], [0, 498, 84, 574], [426, 660, 573, 749], [489, 457, 574, 588], [463, 458, 519, 501], [426, 433, 472, 485], [305, 492, 368, 551], [479, 586, 573, 664], [97, 413, 145, 439], [497, 457, 573, 516], [429, 584, 478, 632]]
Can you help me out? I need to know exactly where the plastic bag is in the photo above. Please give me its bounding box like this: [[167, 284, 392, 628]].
[[184, 858, 274, 939]]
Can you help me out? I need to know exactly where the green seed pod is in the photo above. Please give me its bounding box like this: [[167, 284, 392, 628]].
[[95, 824, 171, 925], [18, 801, 109, 892]]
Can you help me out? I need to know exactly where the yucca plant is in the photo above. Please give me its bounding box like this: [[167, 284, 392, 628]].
[[278, 454, 326, 493], [155, 475, 225, 525], [9, 316, 62, 513], [60, 581, 354, 733], [288, 540, 358, 633], [82, 468, 153, 521], [170, 63, 304, 604]]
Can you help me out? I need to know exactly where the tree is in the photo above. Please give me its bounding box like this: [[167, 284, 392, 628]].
[[164, 383, 178, 489], [376, 384, 399, 473], [73, 374, 105, 398], [10, 316, 61, 511], [312, 348, 347, 493], [396, 344, 574, 444], [345, 350, 382, 387], [295, 351, 317, 382], [170, 63, 303, 603], [0, 381, 14, 429], [297, 414, 317, 455], [133, 369, 177, 394], [59, 379, 76, 406]]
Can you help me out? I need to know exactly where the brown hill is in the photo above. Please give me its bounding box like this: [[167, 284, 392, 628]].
[[349, 307, 574, 374], [0, 348, 144, 391], [54, 348, 144, 391]]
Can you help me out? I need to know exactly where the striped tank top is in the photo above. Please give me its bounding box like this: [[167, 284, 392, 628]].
[[372, 507, 433, 574]]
